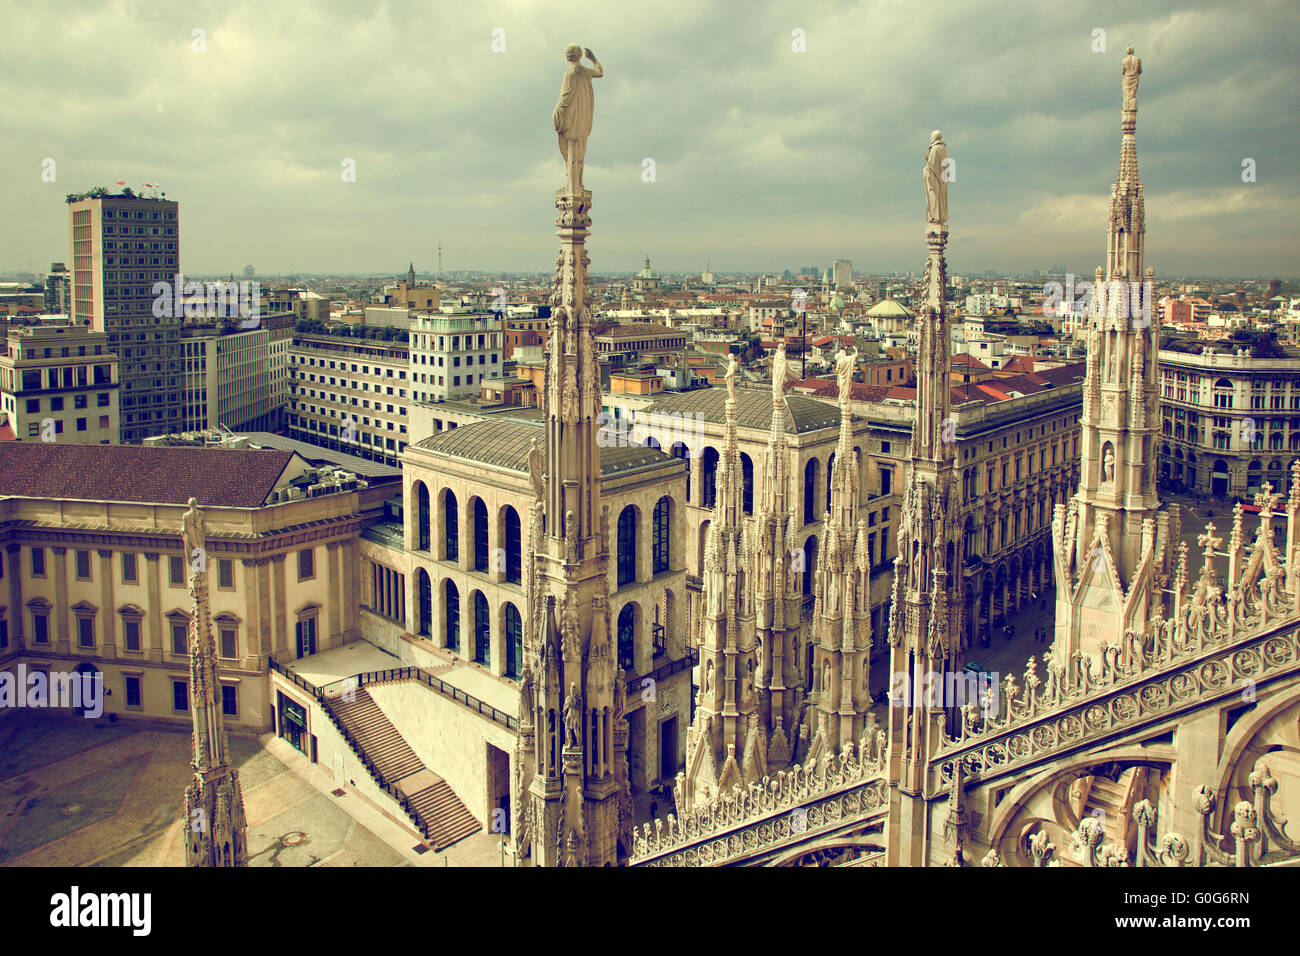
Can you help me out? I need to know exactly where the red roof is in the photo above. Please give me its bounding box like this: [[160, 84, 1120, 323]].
[[0, 422, 16, 442], [0, 444, 297, 506], [951, 353, 991, 370]]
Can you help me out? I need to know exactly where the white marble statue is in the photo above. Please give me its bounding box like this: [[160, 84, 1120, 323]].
[[1121, 46, 1141, 111], [553, 45, 603, 194], [924, 130, 949, 225], [725, 353, 738, 402], [772, 343, 787, 400], [835, 349, 857, 403]]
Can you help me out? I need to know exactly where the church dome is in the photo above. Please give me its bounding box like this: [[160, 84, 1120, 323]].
[[637, 257, 660, 280], [867, 297, 913, 318]]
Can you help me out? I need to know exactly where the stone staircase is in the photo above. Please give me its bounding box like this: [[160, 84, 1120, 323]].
[[327, 687, 480, 851]]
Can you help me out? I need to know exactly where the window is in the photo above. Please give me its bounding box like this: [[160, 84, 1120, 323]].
[[298, 548, 314, 581], [445, 580, 460, 652], [171, 620, 188, 655], [219, 625, 237, 659], [123, 616, 141, 652], [77, 615, 94, 648], [122, 552, 137, 583], [222, 685, 238, 717], [31, 547, 46, 577], [653, 497, 670, 574], [505, 603, 523, 679], [218, 559, 234, 589], [473, 591, 490, 666], [295, 615, 317, 658], [169, 554, 184, 586], [0, 616, 6, 649], [32, 610, 49, 644], [75, 550, 92, 580], [504, 506, 522, 585], [125, 675, 141, 708], [173, 681, 188, 712]]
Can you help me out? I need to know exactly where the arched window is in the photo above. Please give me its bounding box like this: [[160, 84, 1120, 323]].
[[443, 490, 459, 562], [416, 482, 430, 552], [505, 603, 523, 679], [802, 535, 818, 597], [670, 442, 690, 502], [417, 568, 432, 637], [504, 506, 522, 585], [473, 591, 490, 665], [473, 498, 489, 572], [804, 458, 819, 524], [444, 580, 460, 652], [617, 505, 637, 586], [701, 447, 719, 508], [617, 604, 636, 673], [826, 452, 836, 513], [652, 497, 671, 574], [740, 453, 754, 515]]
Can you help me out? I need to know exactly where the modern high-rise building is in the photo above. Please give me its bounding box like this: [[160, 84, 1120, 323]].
[[68, 192, 183, 442], [831, 258, 853, 288]]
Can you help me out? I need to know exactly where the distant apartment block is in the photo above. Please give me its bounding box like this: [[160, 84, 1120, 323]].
[[409, 308, 504, 402], [0, 321, 119, 443], [179, 313, 294, 433], [67, 193, 182, 442], [288, 333, 410, 467]]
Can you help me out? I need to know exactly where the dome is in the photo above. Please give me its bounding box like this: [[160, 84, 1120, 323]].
[[866, 297, 913, 318], [830, 294, 845, 311], [637, 257, 660, 280]]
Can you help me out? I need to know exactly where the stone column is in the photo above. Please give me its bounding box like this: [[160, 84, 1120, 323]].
[[5, 544, 23, 650], [144, 553, 162, 662], [271, 554, 287, 655], [52, 546, 69, 653], [98, 549, 116, 656]]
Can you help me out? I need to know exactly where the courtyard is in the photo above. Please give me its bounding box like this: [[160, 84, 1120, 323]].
[[0, 710, 502, 867]]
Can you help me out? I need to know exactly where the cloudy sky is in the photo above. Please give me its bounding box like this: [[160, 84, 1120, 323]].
[[1, 0, 1296, 278]]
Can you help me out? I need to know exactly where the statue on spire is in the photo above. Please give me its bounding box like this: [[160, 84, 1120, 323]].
[[1121, 46, 1141, 111], [924, 130, 950, 226], [553, 44, 603, 194]]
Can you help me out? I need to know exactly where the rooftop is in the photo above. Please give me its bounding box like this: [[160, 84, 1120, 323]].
[[644, 386, 843, 434], [412, 419, 681, 478], [0, 443, 298, 507]]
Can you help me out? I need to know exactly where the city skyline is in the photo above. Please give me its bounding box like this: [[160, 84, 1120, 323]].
[[2, 1, 1297, 276]]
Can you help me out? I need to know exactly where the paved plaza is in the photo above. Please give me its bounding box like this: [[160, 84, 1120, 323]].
[[0, 711, 502, 867]]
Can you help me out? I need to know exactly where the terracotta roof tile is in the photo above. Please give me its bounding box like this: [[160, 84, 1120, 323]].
[[0, 443, 295, 507]]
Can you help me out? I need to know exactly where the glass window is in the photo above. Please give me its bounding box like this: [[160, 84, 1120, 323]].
[[222, 685, 238, 717], [126, 676, 141, 708], [173, 681, 188, 712], [172, 621, 188, 655], [31, 547, 45, 576], [122, 552, 137, 583], [123, 617, 141, 652], [77, 616, 94, 648], [220, 626, 237, 659], [298, 548, 314, 581]]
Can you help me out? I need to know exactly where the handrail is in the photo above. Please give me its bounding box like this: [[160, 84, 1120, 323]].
[[626, 649, 698, 690]]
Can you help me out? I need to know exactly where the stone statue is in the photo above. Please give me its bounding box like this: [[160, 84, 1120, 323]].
[[182, 497, 206, 570], [1121, 46, 1141, 111], [563, 682, 582, 748], [614, 668, 626, 719], [724, 353, 737, 402], [772, 343, 787, 400], [528, 437, 544, 499], [564, 508, 577, 558], [553, 45, 603, 194], [1103, 447, 1116, 483], [923, 130, 949, 225], [835, 349, 856, 403], [519, 663, 535, 719]]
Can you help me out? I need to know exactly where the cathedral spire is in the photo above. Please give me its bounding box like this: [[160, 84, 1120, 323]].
[[885, 134, 964, 866], [515, 45, 630, 867], [803, 349, 873, 762], [180, 498, 247, 867], [1053, 47, 1173, 669]]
